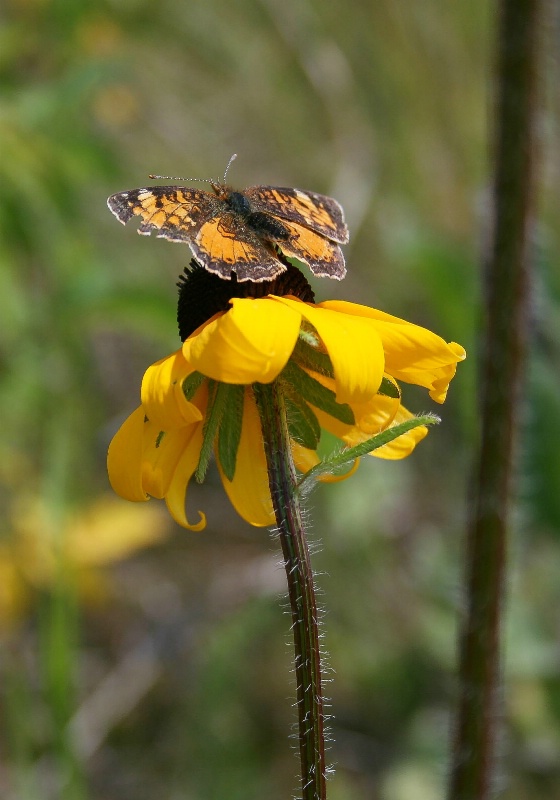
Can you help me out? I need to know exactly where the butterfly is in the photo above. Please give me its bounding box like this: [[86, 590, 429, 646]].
[[107, 158, 348, 282]]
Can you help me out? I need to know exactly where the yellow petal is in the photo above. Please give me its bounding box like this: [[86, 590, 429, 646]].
[[182, 297, 301, 384], [141, 419, 200, 500], [217, 389, 274, 527], [164, 424, 207, 530], [318, 301, 466, 403], [141, 350, 203, 429], [107, 407, 149, 502], [291, 441, 321, 474], [271, 296, 385, 404], [307, 370, 426, 460], [346, 391, 401, 437], [305, 371, 400, 441], [368, 404, 428, 459], [314, 397, 426, 460]]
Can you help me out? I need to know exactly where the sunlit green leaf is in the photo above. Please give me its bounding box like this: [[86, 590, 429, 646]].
[[281, 360, 354, 425], [216, 385, 245, 481], [285, 395, 321, 450]]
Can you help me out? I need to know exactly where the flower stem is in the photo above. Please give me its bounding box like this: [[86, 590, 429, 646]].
[[449, 1, 541, 798], [254, 381, 327, 800]]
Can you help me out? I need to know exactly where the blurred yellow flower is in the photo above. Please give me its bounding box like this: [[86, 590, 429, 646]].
[[0, 497, 168, 629], [108, 294, 465, 530]]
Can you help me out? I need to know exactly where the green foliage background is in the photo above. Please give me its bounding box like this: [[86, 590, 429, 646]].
[[1, 1, 559, 798]]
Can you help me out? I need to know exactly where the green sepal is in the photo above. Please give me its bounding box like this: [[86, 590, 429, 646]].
[[195, 382, 245, 483], [297, 326, 321, 350], [295, 336, 402, 402], [216, 385, 245, 481], [195, 380, 220, 483], [284, 393, 321, 450], [281, 360, 355, 425], [293, 334, 334, 378], [297, 414, 440, 493], [378, 376, 401, 399], [182, 371, 205, 401]]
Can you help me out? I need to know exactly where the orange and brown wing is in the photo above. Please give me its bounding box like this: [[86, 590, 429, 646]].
[[107, 182, 347, 282], [244, 186, 349, 244], [191, 215, 288, 282], [107, 186, 288, 281], [107, 186, 216, 243], [276, 219, 346, 280]]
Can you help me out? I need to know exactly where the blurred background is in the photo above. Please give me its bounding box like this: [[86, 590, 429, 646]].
[[1, 1, 559, 798]]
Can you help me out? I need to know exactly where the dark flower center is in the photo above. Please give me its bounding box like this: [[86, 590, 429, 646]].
[[177, 254, 315, 341]]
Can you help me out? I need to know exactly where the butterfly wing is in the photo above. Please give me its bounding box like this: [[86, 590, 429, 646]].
[[244, 186, 349, 244], [107, 186, 216, 242], [192, 214, 288, 281], [276, 219, 346, 280]]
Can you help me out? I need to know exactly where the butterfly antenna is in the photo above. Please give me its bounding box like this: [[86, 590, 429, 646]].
[[149, 154, 237, 184], [148, 173, 215, 183], [222, 153, 237, 183]]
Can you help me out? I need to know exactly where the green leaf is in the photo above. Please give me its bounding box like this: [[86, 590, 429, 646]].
[[285, 394, 321, 450], [378, 376, 401, 399], [195, 380, 221, 483], [297, 326, 321, 349], [182, 371, 205, 401], [293, 334, 334, 378], [281, 360, 355, 425], [216, 385, 245, 481], [297, 414, 440, 493]]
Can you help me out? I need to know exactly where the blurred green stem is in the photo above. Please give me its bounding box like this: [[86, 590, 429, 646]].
[[41, 579, 86, 800], [449, 1, 541, 798], [40, 406, 88, 800], [254, 381, 326, 800]]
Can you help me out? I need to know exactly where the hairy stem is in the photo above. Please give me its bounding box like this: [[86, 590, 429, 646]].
[[254, 381, 326, 800], [449, 1, 541, 797]]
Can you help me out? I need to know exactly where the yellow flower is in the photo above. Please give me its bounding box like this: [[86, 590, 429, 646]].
[[108, 292, 465, 530]]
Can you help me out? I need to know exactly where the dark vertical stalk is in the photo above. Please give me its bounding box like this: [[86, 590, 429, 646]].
[[449, 1, 541, 798], [254, 381, 326, 800]]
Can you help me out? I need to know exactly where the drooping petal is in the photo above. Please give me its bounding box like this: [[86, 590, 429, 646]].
[[367, 404, 428, 459], [346, 391, 401, 438], [318, 300, 466, 402], [271, 296, 386, 404], [109, 402, 205, 505], [217, 389, 274, 527], [305, 365, 424, 459], [141, 418, 201, 500], [182, 297, 302, 385], [107, 407, 149, 502], [305, 371, 401, 441], [313, 396, 426, 460], [291, 441, 321, 474], [164, 424, 207, 531], [141, 350, 203, 429]]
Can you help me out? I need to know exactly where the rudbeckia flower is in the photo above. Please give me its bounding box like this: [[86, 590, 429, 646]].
[[108, 262, 465, 529]]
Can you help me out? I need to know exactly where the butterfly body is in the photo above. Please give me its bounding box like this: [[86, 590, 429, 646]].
[[107, 180, 348, 282]]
